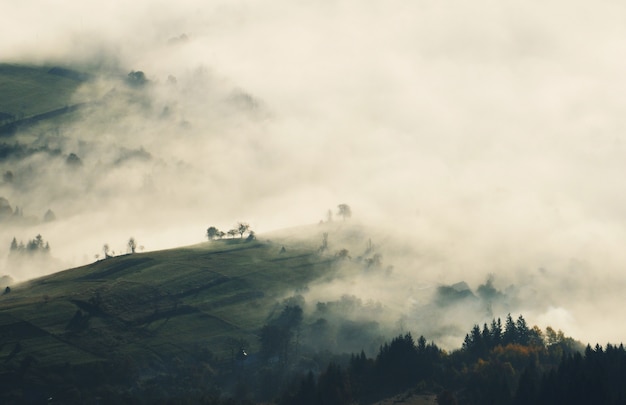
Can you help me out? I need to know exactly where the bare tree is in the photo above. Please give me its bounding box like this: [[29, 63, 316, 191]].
[[237, 222, 250, 239], [103, 244, 111, 258], [128, 237, 137, 254], [319, 232, 329, 253]]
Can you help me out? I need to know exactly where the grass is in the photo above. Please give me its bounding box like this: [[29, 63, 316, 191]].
[[0, 237, 334, 369], [0, 64, 84, 119]]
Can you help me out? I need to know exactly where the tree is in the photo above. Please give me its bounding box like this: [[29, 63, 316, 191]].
[[128, 237, 137, 254], [227, 229, 237, 239], [43, 209, 56, 222], [237, 222, 250, 239], [318, 363, 352, 405], [259, 305, 303, 365], [336, 249, 351, 260], [490, 318, 503, 347], [503, 313, 518, 345], [103, 243, 111, 258], [66, 153, 82, 167], [337, 204, 352, 220], [0, 197, 12, 218], [27, 234, 45, 252], [10, 235, 50, 256], [207, 226, 219, 240], [375, 333, 419, 393], [319, 232, 329, 253], [127, 70, 147, 86], [516, 315, 530, 345]]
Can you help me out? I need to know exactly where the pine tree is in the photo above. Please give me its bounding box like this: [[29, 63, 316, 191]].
[[491, 318, 503, 346], [503, 313, 518, 345], [516, 315, 530, 345]]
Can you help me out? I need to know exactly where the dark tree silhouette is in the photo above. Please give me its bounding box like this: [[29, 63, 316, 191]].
[[319, 232, 328, 253], [127, 70, 147, 86], [66, 153, 82, 167], [103, 243, 111, 258], [318, 363, 352, 405], [503, 313, 518, 345], [9, 235, 50, 257], [237, 222, 250, 239], [337, 204, 352, 220], [335, 249, 351, 260], [259, 305, 303, 365], [128, 237, 137, 254], [207, 226, 220, 240], [43, 209, 56, 222]]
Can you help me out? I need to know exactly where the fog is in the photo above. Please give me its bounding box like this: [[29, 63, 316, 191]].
[[2, 0, 626, 347]]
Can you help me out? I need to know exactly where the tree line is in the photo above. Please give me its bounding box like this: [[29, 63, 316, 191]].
[[9, 234, 50, 256], [276, 313, 590, 405], [97, 237, 142, 260], [207, 222, 254, 241]]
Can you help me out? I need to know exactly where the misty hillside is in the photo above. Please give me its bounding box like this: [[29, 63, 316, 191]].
[[0, 235, 324, 366], [1, 46, 626, 354], [0, 61, 273, 279], [0, 222, 446, 402], [4, 1, 626, 401], [0, 225, 610, 405]]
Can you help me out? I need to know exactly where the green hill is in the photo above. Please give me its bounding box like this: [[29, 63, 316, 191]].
[[0, 221, 394, 401], [0, 237, 330, 368]]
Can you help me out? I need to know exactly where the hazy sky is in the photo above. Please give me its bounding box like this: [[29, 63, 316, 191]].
[[3, 0, 626, 345]]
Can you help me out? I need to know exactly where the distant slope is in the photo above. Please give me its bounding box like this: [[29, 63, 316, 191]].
[[0, 238, 332, 371], [0, 64, 90, 136], [0, 64, 84, 120]]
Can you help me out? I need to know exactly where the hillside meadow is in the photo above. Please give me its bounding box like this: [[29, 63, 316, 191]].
[[0, 236, 332, 369]]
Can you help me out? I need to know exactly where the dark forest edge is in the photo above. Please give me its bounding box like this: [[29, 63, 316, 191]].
[[3, 306, 624, 404], [275, 312, 605, 405]]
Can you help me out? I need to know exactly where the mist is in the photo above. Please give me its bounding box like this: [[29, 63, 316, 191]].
[[2, 0, 626, 348]]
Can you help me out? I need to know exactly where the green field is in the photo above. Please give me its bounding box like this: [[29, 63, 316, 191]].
[[0, 237, 332, 371], [0, 64, 84, 120]]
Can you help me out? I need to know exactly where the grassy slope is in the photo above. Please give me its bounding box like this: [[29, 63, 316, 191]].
[[0, 236, 333, 370], [0, 64, 83, 119]]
